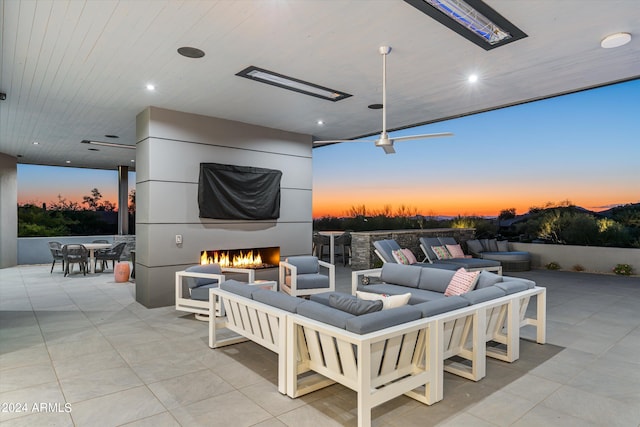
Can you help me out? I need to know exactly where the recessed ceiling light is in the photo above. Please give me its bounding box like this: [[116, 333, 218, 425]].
[[177, 46, 205, 58], [601, 32, 631, 48], [146, 84, 155, 91], [104, 134, 119, 139], [368, 104, 383, 109], [81, 140, 135, 150], [65, 160, 71, 164], [317, 120, 324, 125], [32, 141, 39, 145], [468, 74, 479, 83], [130, 159, 135, 163], [17, 154, 23, 158]]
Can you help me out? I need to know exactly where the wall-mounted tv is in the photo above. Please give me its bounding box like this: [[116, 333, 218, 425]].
[[198, 163, 282, 220]]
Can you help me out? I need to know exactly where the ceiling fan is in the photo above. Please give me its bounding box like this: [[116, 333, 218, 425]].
[[314, 46, 453, 154]]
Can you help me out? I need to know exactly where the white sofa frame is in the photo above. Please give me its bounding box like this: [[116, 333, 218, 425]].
[[352, 268, 546, 390], [279, 259, 336, 297], [286, 314, 440, 427], [208, 287, 289, 394], [175, 267, 255, 319]]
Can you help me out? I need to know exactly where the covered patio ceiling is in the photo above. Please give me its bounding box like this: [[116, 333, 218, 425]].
[[1, 0, 638, 171]]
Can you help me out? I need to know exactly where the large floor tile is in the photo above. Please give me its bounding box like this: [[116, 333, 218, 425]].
[[147, 369, 234, 409], [59, 365, 143, 403], [170, 390, 271, 427]]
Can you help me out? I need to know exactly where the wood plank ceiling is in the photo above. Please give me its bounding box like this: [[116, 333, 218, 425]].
[[1, 0, 639, 170]]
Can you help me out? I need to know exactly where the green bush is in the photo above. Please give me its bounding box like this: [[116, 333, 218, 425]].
[[613, 264, 633, 276], [546, 261, 561, 270]]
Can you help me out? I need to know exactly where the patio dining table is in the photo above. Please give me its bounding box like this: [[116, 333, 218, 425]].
[[317, 231, 345, 265], [81, 243, 112, 273]]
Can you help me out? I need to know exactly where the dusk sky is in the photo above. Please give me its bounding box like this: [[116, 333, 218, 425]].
[[18, 79, 638, 216], [312, 78, 639, 218]]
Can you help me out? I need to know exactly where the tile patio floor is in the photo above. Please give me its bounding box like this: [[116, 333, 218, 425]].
[[1, 264, 639, 426]]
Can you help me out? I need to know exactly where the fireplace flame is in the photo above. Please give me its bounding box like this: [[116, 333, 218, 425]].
[[201, 250, 263, 268]]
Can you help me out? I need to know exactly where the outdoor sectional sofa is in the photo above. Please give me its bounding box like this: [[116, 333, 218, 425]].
[[466, 238, 532, 271], [207, 264, 546, 427]]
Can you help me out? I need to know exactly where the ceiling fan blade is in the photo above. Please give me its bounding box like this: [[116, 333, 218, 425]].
[[392, 132, 454, 142], [381, 144, 396, 154], [313, 139, 375, 146]]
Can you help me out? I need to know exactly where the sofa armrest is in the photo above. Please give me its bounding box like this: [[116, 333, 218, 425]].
[[221, 267, 255, 283], [351, 268, 382, 295]]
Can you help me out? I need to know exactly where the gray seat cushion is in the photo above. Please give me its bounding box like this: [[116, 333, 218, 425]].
[[437, 236, 458, 246], [310, 292, 341, 306], [296, 300, 355, 329], [495, 281, 529, 295], [479, 251, 531, 262], [414, 296, 469, 317], [461, 287, 506, 305], [345, 305, 422, 334], [419, 237, 442, 261], [220, 279, 253, 298], [466, 239, 484, 255], [380, 263, 422, 288], [252, 289, 305, 312], [190, 283, 219, 301], [287, 273, 330, 290], [185, 264, 222, 288], [373, 240, 402, 263]]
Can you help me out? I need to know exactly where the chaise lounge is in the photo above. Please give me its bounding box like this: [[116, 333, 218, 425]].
[[466, 238, 532, 272], [419, 236, 503, 274]]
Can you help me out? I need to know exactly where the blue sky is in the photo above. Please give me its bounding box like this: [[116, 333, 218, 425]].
[[312, 78, 639, 217]]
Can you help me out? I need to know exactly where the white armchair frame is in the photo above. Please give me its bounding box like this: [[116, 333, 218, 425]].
[[279, 259, 335, 297], [175, 267, 255, 320]]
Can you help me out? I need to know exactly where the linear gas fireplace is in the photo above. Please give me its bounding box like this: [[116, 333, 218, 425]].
[[200, 246, 280, 269]]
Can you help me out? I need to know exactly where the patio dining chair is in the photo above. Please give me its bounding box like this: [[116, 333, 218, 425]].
[[48, 241, 65, 273], [62, 244, 89, 276], [95, 242, 126, 272]]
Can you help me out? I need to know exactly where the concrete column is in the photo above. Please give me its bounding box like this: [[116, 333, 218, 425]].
[[118, 165, 129, 235], [0, 153, 18, 267]]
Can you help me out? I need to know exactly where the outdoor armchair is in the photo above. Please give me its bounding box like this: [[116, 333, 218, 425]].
[[94, 242, 126, 272], [279, 255, 335, 297]]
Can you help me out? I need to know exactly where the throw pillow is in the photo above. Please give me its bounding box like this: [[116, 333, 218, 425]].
[[497, 240, 509, 252], [391, 249, 410, 265], [401, 248, 418, 264], [431, 246, 452, 260], [329, 294, 383, 315], [466, 239, 484, 255], [356, 291, 411, 310], [445, 244, 465, 258], [444, 269, 480, 296]]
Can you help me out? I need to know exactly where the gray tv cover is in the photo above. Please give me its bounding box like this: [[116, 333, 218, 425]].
[[198, 163, 282, 220]]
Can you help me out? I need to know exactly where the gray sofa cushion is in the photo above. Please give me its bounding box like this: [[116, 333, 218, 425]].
[[287, 273, 331, 290], [497, 240, 510, 252], [286, 256, 319, 274], [310, 292, 337, 306], [504, 277, 535, 289], [481, 239, 499, 252], [414, 296, 470, 317], [466, 239, 484, 255], [495, 281, 529, 295], [329, 294, 383, 315], [252, 289, 305, 312], [437, 236, 458, 246], [345, 305, 422, 334], [185, 264, 222, 288], [417, 267, 455, 293], [461, 287, 506, 305], [380, 263, 422, 288], [476, 270, 503, 289], [220, 279, 253, 298], [296, 300, 355, 329], [190, 283, 219, 301]]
